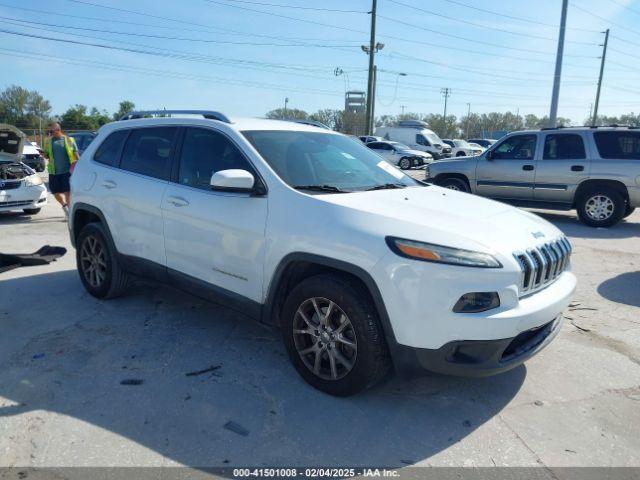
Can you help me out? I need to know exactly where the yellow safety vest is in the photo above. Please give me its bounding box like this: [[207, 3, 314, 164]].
[[45, 135, 78, 174]]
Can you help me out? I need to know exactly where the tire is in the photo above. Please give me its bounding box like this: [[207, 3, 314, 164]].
[[22, 208, 41, 215], [576, 186, 626, 227], [439, 177, 470, 193], [456, 152, 466, 157], [281, 274, 390, 396], [76, 222, 129, 299], [398, 157, 411, 170], [623, 205, 636, 219]]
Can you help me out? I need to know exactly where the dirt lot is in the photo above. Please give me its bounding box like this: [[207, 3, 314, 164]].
[[0, 191, 639, 470]]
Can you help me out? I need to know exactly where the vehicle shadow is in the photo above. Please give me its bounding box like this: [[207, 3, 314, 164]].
[[531, 210, 639, 239], [597, 271, 640, 308], [0, 211, 64, 225], [0, 270, 525, 468]]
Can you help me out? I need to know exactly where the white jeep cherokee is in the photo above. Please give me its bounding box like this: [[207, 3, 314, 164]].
[[69, 111, 576, 396]]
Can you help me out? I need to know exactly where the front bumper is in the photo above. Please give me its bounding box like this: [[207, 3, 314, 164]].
[[0, 185, 48, 211], [394, 316, 562, 377]]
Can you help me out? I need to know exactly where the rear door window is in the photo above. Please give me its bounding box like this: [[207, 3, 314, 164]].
[[594, 131, 640, 159], [120, 127, 178, 180], [93, 130, 129, 167], [543, 134, 586, 160]]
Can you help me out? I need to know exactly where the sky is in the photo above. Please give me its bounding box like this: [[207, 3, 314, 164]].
[[1, 0, 639, 123]]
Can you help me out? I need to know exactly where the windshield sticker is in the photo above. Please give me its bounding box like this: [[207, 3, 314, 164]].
[[377, 160, 404, 179]]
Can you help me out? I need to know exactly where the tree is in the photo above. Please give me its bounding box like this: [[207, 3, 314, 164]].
[[265, 108, 308, 120], [309, 109, 343, 131], [59, 104, 111, 131], [0, 85, 52, 131], [112, 100, 136, 121]]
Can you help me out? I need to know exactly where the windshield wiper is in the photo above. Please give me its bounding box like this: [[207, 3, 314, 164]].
[[365, 183, 407, 191], [293, 184, 349, 193]]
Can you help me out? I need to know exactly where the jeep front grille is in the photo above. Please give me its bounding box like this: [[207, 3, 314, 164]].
[[514, 237, 572, 296]]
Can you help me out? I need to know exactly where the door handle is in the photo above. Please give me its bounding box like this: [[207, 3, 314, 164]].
[[522, 165, 535, 171], [571, 165, 584, 172], [167, 196, 189, 207], [101, 180, 117, 189]]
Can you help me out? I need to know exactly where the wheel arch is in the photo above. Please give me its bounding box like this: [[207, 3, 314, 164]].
[[574, 179, 629, 207], [71, 203, 114, 249], [263, 253, 398, 349]]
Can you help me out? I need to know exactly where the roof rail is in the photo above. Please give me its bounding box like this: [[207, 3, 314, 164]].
[[119, 110, 231, 123]]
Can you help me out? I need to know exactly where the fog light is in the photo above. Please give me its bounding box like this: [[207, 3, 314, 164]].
[[453, 292, 500, 313]]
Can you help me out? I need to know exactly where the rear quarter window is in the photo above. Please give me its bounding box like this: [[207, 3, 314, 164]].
[[93, 130, 129, 167], [594, 131, 640, 160]]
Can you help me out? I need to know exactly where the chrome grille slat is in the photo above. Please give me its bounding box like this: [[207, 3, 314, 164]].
[[513, 236, 572, 297]]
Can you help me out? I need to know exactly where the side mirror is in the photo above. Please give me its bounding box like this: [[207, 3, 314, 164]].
[[210, 169, 255, 192]]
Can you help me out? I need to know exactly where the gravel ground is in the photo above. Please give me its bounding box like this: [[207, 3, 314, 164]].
[[0, 186, 638, 471]]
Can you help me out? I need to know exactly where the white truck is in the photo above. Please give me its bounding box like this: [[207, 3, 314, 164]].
[[376, 121, 452, 160]]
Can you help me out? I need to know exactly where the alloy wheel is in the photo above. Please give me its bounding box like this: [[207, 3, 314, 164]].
[[585, 194, 614, 221], [292, 297, 357, 381], [80, 235, 107, 288]]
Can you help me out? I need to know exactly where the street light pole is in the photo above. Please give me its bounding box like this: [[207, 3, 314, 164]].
[[592, 28, 609, 126], [441, 88, 451, 133], [284, 97, 289, 117], [549, 0, 568, 128], [466, 102, 471, 138], [365, 0, 377, 135]]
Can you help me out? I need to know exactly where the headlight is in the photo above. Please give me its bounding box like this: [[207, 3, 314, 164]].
[[386, 237, 502, 268], [24, 175, 43, 187]]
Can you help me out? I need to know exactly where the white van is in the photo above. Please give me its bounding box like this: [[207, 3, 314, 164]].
[[376, 121, 452, 160]]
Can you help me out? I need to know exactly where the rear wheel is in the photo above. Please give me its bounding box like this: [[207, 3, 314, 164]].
[[576, 186, 625, 227], [281, 274, 390, 396], [456, 152, 466, 157], [439, 177, 470, 193], [22, 208, 41, 215], [399, 157, 411, 170], [76, 222, 129, 299]]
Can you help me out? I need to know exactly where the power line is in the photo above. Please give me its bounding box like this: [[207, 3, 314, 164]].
[[438, 0, 601, 33], [570, 2, 640, 39], [386, 0, 599, 45], [214, 0, 367, 13], [0, 16, 361, 48], [604, 0, 640, 16], [378, 14, 598, 57]]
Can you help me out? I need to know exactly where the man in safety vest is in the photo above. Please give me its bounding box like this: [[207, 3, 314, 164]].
[[43, 122, 79, 217]]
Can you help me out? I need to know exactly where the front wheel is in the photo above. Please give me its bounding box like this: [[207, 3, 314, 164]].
[[281, 274, 390, 396], [439, 177, 470, 192], [398, 157, 411, 170], [576, 187, 625, 227]]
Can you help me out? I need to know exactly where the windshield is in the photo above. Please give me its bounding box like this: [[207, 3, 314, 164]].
[[242, 131, 420, 193], [424, 132, 442, 145], [453, 140, 471, 148]]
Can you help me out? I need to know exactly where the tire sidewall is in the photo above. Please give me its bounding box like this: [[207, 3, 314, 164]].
[[281, 275, 387, 396], [399, 157, 411, 170], [577, 188, 625, 227], [76, 223, 116, 298], [441, 177, 469, 192]]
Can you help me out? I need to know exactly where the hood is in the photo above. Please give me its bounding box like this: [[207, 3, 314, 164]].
[[0, 124, 25, 162], [399, 148, 432, 157], [319, 185, 563, 255]]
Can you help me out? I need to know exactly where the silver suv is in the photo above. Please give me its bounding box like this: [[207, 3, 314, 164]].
[[426, 126, 640, 227]]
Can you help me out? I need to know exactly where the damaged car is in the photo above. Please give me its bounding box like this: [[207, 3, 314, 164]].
[[1, 124, 48, 215]]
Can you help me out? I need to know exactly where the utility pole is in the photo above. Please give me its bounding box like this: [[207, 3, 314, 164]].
[[284, 97, 289, 117], [400, 105, 406, 115], [592, 29, 609, 126], [466, 102, 471, 138], [365, 0, 377, 135], [549, 0, 568, 128], [441, 88, 451, 133]]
